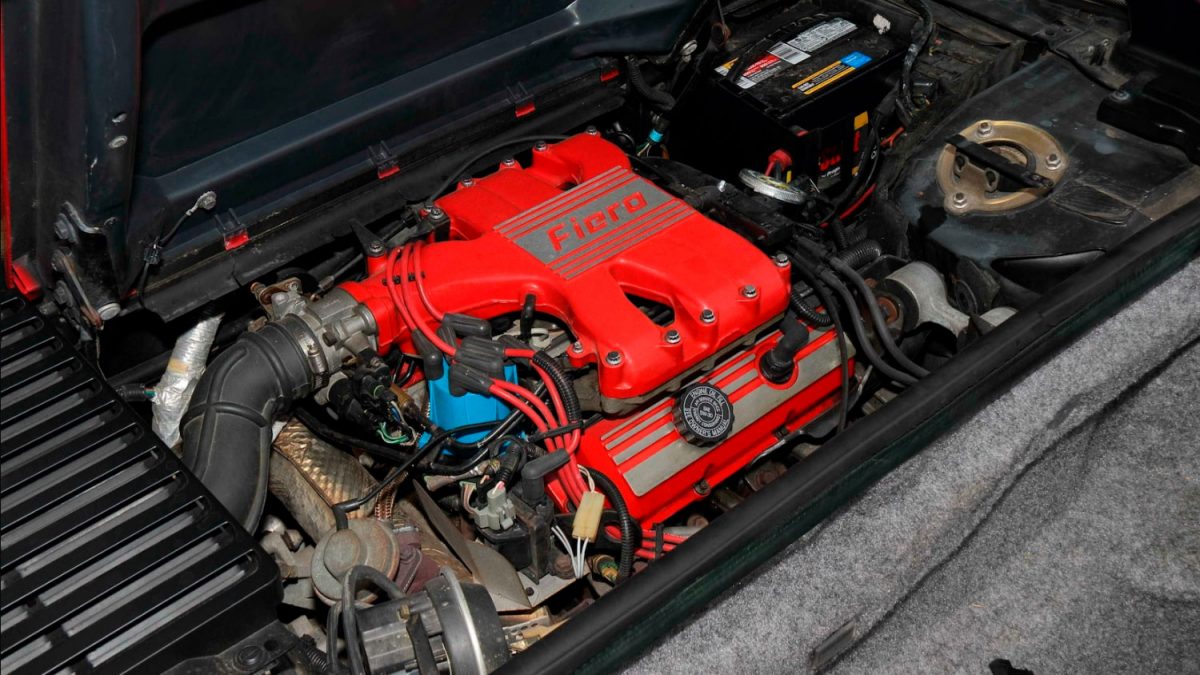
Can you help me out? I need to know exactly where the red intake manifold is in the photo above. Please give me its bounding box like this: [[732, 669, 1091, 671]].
[[341, 134, 846, 526], [342, 133, 790, 408]]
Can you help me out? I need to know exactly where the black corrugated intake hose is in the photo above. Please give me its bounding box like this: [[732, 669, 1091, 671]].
[[835, 239, 884, 270], [180, 321, 315, 531], [623, 56, 676, 112], [588, 469, 638, 582], [789, 287, 833, 328]]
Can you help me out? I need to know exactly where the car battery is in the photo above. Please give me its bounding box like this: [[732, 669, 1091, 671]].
[[670, 2, 902, 193]]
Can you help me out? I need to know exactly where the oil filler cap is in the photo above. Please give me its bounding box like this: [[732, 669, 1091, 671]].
[[673, 383, 734, 446]]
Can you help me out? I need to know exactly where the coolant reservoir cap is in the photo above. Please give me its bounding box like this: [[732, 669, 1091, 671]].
[[673, 383, 734, 446]]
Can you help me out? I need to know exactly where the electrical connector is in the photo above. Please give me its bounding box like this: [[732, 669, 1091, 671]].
[[572, 490, 605, 542]]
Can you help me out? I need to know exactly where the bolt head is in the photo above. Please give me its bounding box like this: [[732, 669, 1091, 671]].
[[571, 341, 584, 353], [977, 121, 993, 137], [108, 135, 128, 149], [953, 192, 968, 208], [461, 178, 475, 187], [502, 158, 517, 167], [665, 329, 681, 344], [585, 126, 599, 136], [1045, 153, 1062, 170], [700, 308, 716, 324], [235, 646, 267, 669], [605, 350, 622, 366], [53, 219, 71, 240], [741, 284, 758, 298], [773, 253, 790, 268], [534, 141, 548, 151], [1111, 89, 1131, 102], [428, 207, 445, 220]]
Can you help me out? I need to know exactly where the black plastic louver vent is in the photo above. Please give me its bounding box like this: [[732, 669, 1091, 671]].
[[0, 292, 280, 674]]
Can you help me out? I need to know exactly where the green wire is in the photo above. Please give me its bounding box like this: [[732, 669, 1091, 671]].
[[377, 423, 410, 445]]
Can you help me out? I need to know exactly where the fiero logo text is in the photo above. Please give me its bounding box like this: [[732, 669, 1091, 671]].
[[545, 192, 648, 252]]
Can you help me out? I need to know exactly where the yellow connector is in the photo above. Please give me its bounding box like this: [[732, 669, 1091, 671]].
[[572, 491, 605, 542]]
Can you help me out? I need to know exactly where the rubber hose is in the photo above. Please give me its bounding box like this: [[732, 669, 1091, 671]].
[[623, 56, 676, 111], [818, 270, 918, 386], [829, 258, 930, 378], [588, 469, 638, 582], [834, 239, 884, 270], [293, 406, 415, 465], [531, 351, 581, 423], [493, 440, 526, 488], [180, 321, 314, 531], [827, 217, 850, 251], [789, 287, 833, 327], [787, 252, 850, 432]]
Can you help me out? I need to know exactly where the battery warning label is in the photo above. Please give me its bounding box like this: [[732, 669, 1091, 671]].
[[792, 51, 873, 95], [714, 17, 858, 89]]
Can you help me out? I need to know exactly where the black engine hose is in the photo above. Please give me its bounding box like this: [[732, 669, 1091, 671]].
[[623, 56, 676, 112], [787, 253, 850, 432], [827, 217, 850, 251], [818, 270, 919, 386], [835, 239, 884, 270], [900, 0, 936, 114], [789, 287, 833, 328], [294, 405, 416, 465], [531, 351, 581, 423], [180, 321, 314, 531], [829, 258, 930, 378], [588, 469, 638, 582], [492, 439, 527, 488]]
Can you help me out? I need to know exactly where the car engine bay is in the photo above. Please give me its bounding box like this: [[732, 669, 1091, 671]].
[[1, 0, 1197, 673]]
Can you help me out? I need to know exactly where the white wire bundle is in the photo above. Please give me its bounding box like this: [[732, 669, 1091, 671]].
[[551, 524, 588, 579]]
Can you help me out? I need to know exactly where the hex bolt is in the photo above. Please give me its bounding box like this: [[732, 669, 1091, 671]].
[[534, 141, 548, 152], [665, 329, 681, 344], [53, 219, 71, 240], [953, 192, 968, 208], [1045, 153, 1062, 170], [1111, 89, 1131, 102], [585, 126, 599, 136], [97, 303, 121, 321], [571, 341, 584, 353], [428, 207, 446, 220], [741, 284, 759, 299], [461, 178, 475, 187], [977, 121, 993, 137], [700, 308, 716, 324], [108, 135, 128, 149], [773, 253, 790, 268], [605, 350, 623, 366], [502, 158, 516, 167]]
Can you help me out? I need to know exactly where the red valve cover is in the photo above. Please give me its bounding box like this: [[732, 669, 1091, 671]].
[[346, 133, 790, 406], [341, 133, 849, 525]]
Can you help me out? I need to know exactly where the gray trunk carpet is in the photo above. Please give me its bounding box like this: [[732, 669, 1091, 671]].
[[629, 258, 1200, 675]]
